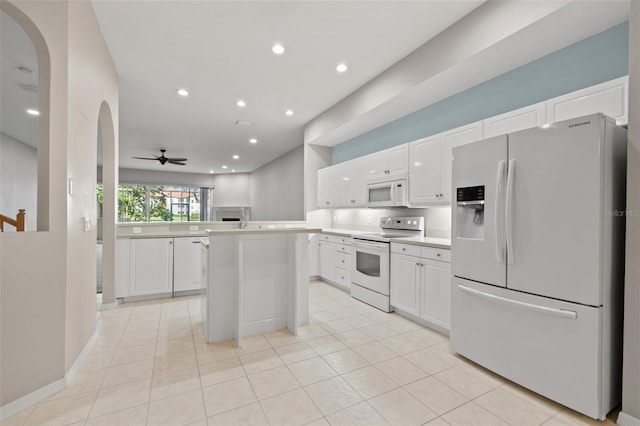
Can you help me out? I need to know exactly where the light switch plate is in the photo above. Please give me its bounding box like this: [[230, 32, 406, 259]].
[[84, 217, 92, 232]]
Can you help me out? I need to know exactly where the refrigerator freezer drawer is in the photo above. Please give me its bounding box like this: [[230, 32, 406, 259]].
[[451, 277, 612, 420]]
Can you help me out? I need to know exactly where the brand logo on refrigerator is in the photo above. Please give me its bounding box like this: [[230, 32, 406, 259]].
[[568, 121, 591, 128]]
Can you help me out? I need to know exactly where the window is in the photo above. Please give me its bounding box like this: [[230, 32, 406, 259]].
[[97, 184, 202, 222]]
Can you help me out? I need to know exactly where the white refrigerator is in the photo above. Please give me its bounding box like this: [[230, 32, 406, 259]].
[[450, 113, 627, 420]]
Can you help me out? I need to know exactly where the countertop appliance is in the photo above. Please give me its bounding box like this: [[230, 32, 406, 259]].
[[351, 216, 424, 311], [365, 174, 409, 208], [450, 113, 627, 420]]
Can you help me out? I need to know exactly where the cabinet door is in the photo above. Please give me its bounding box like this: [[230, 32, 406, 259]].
[[328, 166, 342, 206], [319, 241, 336, 282], [409, 136, 441, 204], [387, 144, 409, 175], [483, 102, 546, 138], [420, 260, 451, 330], [546, 76, 628, 125], [390, 253, 421, 316], [173, 237, 203, 292], [317, 168, 330, 208], [340, 157, 368, 206], [440, 121, 483, 201], [367, 151, 387, 178], [130, 238, 173, 296]]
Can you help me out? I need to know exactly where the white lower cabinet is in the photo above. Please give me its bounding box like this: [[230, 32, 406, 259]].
[[130, 238, 174, 297], [173, 237, 205, 293], [117, 236, 208, 299], [390, 243, 451, 332], [319, 240, 336, 282], [390, 253, 421, 316], [319, 234, 351, 291]]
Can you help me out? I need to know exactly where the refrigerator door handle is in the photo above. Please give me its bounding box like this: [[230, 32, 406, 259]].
[[457, 285, 577, 319], [495, 160, 507, 263], [506, 159, 516, 264]]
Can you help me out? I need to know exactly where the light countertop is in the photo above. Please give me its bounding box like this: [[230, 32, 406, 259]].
[[319, 228, 451, 249], [208, 227, 322, 236]]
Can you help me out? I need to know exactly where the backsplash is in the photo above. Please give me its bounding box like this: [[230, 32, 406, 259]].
[[319, 207, 451, 238]]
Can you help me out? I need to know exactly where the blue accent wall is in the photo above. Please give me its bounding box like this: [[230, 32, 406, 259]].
[[332, 22, 629, 164]]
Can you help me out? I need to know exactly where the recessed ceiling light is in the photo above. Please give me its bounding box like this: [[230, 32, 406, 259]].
[[236, 99, 246, 108], [336, 63, 348, 73], [285, 109, 294, 116], [232, 169, 236, 173], [249, 138, 258, 144], [222, 165, 228, 169], [26, 109, 40, 116], [176, 88, 189, 97], [271, 43, 285, 55], [209, 170, 214, 174], [232, 155, 239, 160]]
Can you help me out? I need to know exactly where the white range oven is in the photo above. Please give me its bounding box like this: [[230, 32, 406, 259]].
[[351, 216, 424, 312]]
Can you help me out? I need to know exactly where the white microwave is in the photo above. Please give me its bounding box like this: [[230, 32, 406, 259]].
[[366, 174, 409, 207]]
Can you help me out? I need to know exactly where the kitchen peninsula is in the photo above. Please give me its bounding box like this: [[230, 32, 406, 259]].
[[202, 227, 321, 347]]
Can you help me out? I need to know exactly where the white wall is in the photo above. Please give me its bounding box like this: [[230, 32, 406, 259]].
[[621, 2, 640, 424], [0, 0, 119, 413], [251, 146, 304, 220], [0, 133, 37, 231]]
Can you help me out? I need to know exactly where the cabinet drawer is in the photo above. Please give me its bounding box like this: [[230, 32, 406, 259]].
[[391, 243, 421, 257], [335, 267, 351, 287], [421, 247, 451, 262], [336, 244, 351, 254], [320, 234, 339, 243], [336, 252, 351, 269], [336, 236, 352, 245]]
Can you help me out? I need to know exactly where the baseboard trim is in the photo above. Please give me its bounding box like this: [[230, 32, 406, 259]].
[[65, 331, 98, 385], [0, 378, 66, 421], [618, 411, 640, 426], [0, 331, 98, 422]]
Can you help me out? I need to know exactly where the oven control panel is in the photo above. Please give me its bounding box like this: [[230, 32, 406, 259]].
[[380, 216, 424, 231]]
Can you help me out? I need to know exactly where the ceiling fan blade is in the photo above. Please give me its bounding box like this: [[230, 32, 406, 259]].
[[166, 157, 188, 162], [132, 156, 159, 160], [168, 160, 187, 165]]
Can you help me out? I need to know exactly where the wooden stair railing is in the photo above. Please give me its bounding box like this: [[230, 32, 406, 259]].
[[0, 209, 26, 232]]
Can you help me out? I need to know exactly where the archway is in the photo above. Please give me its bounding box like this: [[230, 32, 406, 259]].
[[0, 1, 50, 231], [98, 101, 117, 305]]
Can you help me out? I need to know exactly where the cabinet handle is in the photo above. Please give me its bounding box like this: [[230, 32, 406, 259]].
[[325, 201, 329, 204], [192, 240, 201, 244], [402, 248, 406, 251], [351, 200, 355, 203], [436, 253, 441, 257], [169, 241, 173, 245], [416, 262, 420, 266]]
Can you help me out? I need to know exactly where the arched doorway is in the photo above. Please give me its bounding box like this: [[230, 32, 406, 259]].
[[0, 1, 50, 231], [98, 101, 118, 305]]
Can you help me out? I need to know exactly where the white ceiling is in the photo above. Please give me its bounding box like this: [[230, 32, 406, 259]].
[[88, 0, 484, 174]]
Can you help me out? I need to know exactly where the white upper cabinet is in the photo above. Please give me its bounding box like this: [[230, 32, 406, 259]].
[[317, 167, 331, 208], [483, 102, 546, 138], [367, 144, 409, 178], [409, 135, 442, 205], [440, 121, 483, 202], [340, 157, 367, 207], [546, 76, 629, 125], [317, 165, 342, 208]]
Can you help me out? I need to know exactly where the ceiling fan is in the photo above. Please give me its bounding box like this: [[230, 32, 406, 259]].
[[132, 149, 188, 166]]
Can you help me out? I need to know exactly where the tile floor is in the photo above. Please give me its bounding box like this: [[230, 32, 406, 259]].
[[2, 280, 620, 426]]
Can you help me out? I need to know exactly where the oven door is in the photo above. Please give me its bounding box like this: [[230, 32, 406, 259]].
[[351, 239, 390, 295]]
